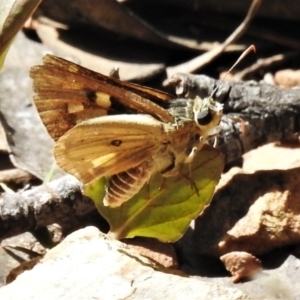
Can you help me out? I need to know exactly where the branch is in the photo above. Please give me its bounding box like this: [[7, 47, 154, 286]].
[[0, 175, 98, 241], [169, 73, 300, 164]]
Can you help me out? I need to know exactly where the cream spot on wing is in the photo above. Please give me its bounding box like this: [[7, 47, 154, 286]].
[[95, 92, 111, 108], [91, 153, 116, 167], [68, 103, 84, 113]]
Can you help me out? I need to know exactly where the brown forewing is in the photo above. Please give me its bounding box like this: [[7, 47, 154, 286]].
[[30, 54, 175, 141]]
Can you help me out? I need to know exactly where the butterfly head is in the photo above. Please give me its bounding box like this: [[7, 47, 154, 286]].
[[193, 96, 223, 137]]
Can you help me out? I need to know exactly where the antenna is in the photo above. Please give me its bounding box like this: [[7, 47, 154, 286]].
[[211, 45, 256, 98]]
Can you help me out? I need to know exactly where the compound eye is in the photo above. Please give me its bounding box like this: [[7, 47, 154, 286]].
[[197, 110, 212, 125]]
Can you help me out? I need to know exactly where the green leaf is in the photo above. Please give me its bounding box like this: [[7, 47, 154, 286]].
[[85, 145, 224, 242], [0, 0, 41, 69]]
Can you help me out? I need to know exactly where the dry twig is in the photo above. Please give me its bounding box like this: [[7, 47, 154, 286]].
[[233, 51, 299, 80], [166, 0, 261, 77]]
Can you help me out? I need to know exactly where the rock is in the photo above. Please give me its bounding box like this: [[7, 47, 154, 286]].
[[198, 255, 300, 300], [218, 170, 300, 255], [274, 69, 300, 88], [0, 227, 250, 300], [220, 251, 262, 283], [193, 143, 300, 256], [0, 232, 42, 288], [234, 255, 300, 300], [124, 237, 178, 269]]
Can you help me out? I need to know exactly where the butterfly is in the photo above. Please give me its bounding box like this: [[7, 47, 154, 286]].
[[30, 54, 223, 207]]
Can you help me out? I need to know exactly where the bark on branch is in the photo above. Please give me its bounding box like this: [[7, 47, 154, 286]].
[[170, 74, 300, 164], [0, 176, 98, 241]]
